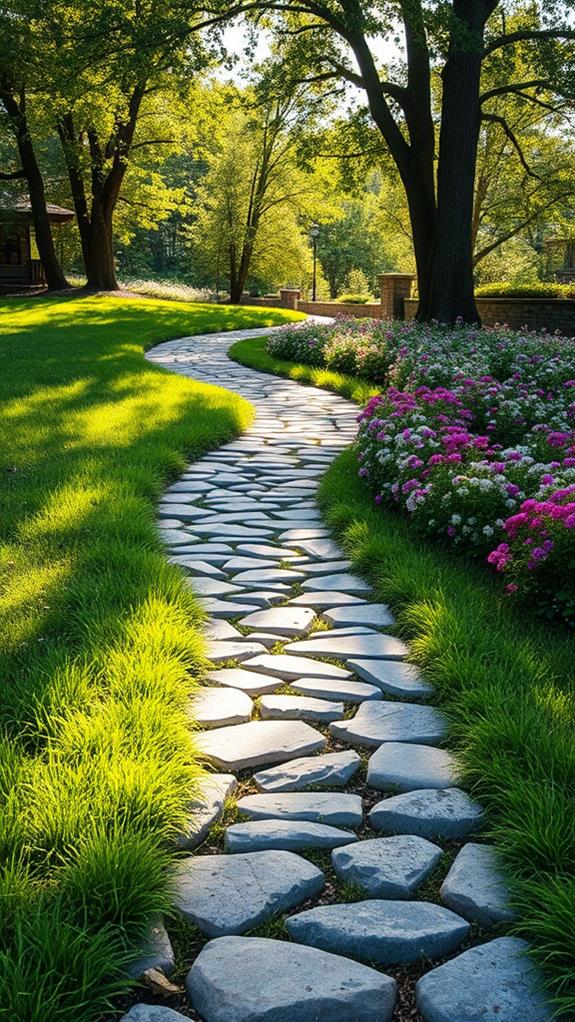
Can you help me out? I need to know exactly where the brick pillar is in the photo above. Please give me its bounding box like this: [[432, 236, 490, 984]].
[[279, 288, 300, 311], [379, 274, 415, 320]]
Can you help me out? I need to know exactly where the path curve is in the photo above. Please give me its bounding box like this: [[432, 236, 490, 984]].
[[131, 326, 550, 1022]]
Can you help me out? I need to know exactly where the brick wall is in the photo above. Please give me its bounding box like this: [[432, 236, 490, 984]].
[[404, 297, 575, 336], [297, 301, 382, 319]]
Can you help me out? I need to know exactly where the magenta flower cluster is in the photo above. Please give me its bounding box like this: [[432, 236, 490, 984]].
[[269, 318, 575, 623]]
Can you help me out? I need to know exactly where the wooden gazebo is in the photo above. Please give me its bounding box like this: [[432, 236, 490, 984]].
[[0, 200, 74, 292]]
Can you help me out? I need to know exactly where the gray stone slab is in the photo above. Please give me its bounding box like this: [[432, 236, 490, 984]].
[[167, 480, 214, 493], [204, 619, 242, 641], [188, 578, 247, 598], [242, 653, 351, 680], [238, 607, 316, 636], [285, 634, 408, 661], [245, 632, 282, 648], [224, 557, 281, 570], [227, 590, 289, 608], [173, 851, 324, 936], [237, 544, 301, 560], [440, 843, 515, 927], [200, 599, 261, 618], [193, 524, 274, 538], [279, 529, 331, 541], [332, 835, 443, 899], [297, 560, 352, 575], [192, 688, 253, 728], [225, 819, 358, 853], [289, 591, 368, 609], [286, 900, 470, 965], [301, 572, 370, 593], [187, 936, 396, 1022], [349, 659, 433, 698], [231, 568, 305, 585], [416, 937, 551, 1022], [127, 915, 175, 978], [171, 558, 227, 576], [175, 773, 237, 850], [207, 640, 268, 664], [369, 788, 484, 840], [121, 1007, 188, 1022], [261, 694, 345, 723], [196, 720, 326, 771], [254, 750, 361, 792], [207, 668, 283, 695], [237, 792, 363, 827], [330, 701, 447, 748], [158, 503, 210, 520], [296, 538, 344, 559], [368, 743, 458, 792], [291, 676, 382, 703], [325, 604, 396, 628], [160, 528, 198, 545]]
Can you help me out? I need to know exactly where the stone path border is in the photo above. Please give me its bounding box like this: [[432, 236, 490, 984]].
[[122, 325, 550, 1022]]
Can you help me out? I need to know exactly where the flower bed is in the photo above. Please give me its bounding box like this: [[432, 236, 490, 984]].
[[268, 320, 575, 623]]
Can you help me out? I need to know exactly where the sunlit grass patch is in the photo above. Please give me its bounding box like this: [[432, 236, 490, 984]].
[[0, 294, 300, 1020]]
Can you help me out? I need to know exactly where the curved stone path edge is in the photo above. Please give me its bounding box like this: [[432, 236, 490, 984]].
[[120, 325, 551, 1022]]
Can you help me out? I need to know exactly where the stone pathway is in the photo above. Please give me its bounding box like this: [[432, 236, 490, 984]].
[[122, 326, 550, 1022]]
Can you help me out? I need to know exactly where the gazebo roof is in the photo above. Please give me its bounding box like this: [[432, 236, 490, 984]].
[[0, 198, 75, 223]]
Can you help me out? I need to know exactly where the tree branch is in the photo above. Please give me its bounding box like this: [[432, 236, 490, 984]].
[[481, 112, 542, 180], [484, 28, 575, 57]]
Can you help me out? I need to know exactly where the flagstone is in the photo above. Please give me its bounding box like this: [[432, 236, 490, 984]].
[[369, 788, 484, 840], [286, 900, 470, 964], [207, 668, 283, 695], [236, 792, 363, 827], [368, 743, 458, 792], [285, 633, 408, 661], [291, 676, 382, 702], [224, 819, 358, 853], [330, 701, 447, 747], [192, 688, 254, 728], [238, 606, 315, 636], [325, 604, 396, 628], [331, 835, 443, 899], [187, 937, 396, 1022], [349, 659, 433, 698], [196, 720, 326, 771], [254, 750, 361, 792], [260, 694, 345, 723], [242, 653, 352, 680], [173, 851, 324, 936]]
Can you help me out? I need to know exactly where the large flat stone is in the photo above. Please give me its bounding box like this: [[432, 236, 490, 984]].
[[237, 543, 302, 560], [200, 599, 261, 618], [196, 720, 326, 771], [188, 578, 247, 598], [175, 774, 237, 850], [242, 653, 351, 680], [238, 607, 316, 636], [192, 688, 253, 728], [231, 568, 305, 585], [368, 743, 458, 792], [207, 640, 268, 664], [325, 604, 395, 628], [254, 750, 361, 792], [349, 658, 433, 698], [290, 592, 367, 610], [204, 619, 242, 640], [121, 1007, 188, 1022], [416, 937, 551, 1022], [127, 915, 174, 978], [225, 819, 358, 853], [330, 701, 447, 747], [369, 788, 484, 840], [286, 900, 470, 964], [301, 573, 371, 593], [187, 936, 396, 1022], [295, 538, 344, 558], [332, 835, 442, 898], [173, 851, 324, 936], [261, 694, 345, 723], [237, 792, 363, 827], [207, 668, 283, 695], [285, 634, 408, 661], [291, 676, 382, 703], [440, 843, 515, 927]]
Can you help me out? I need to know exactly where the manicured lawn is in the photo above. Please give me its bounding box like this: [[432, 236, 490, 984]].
[[233, 335, 575, 1015], [0, 295, 299, 1020]]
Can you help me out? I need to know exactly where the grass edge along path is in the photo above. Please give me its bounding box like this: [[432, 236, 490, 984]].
[[231, 334, 575, 1017], [0, 295, 300, 1022]]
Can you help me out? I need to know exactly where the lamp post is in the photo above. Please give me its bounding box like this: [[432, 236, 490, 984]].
[[310, 222, 320, 301]]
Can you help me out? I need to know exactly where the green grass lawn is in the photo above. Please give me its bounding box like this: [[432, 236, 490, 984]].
[[0, 294, 299, 1021], [233, 335, 575, 1016]]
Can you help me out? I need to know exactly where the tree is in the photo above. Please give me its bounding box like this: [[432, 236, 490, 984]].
[[252, 1, 575, 322], [0, 6, 69, 290], [189, 83, 315, 301]]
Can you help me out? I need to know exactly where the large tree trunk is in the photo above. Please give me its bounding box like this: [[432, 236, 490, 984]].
[[85, 199, 118, 290], [1, 86, 69, 291], [427, 3, 485, 323]]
